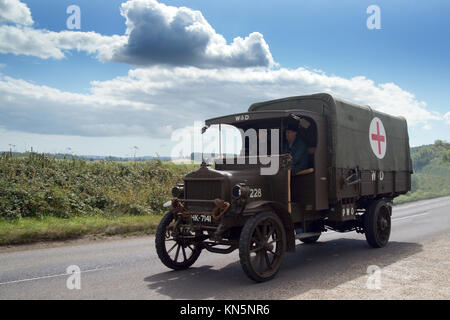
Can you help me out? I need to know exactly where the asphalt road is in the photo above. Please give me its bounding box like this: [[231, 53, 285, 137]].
[[1, 196, 449, 300]]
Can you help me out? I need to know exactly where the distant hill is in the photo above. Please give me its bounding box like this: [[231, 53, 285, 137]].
[[190, 152, 237, 162], [396, 140, 450, 203], [0, 152, 173, 162]]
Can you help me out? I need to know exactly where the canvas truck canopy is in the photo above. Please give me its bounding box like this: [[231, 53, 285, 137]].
[[248, 93, 412, 172]]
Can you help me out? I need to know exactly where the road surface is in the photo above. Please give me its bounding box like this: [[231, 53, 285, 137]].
[[1, 196, 449, 299]]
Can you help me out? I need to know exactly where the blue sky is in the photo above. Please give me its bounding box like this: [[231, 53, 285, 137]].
[[0, 0, 449, 157]]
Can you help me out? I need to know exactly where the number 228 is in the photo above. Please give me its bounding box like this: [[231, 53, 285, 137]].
[[249, 188, 262, 198]]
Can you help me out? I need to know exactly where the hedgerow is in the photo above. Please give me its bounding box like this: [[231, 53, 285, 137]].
[[0, 153, 195, 220]]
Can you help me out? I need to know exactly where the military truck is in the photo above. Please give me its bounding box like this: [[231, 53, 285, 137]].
[[155, 93, 413, 282]]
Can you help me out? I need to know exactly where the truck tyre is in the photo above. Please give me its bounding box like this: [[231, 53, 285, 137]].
[[239, 212, 286, 282], [155, 211, 202, 270], [300, 234, 321, 244], [364, 200, 391, 248]]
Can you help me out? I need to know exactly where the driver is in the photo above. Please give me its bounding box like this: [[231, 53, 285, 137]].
[[283, 123, 308, 175]]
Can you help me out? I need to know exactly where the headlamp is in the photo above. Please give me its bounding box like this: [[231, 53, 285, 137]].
[[171, 185, 184, 198]]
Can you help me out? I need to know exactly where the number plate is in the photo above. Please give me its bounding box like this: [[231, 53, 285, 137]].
[[191, 214, 212, 224]]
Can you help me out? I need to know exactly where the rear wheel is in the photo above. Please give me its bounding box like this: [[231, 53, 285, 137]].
[[364, 200, 391, 248], [239, 212, 286, 282], [155, 211, 202, 270]]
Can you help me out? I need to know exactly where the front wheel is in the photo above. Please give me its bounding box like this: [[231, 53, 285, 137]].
[[364, 200, 391, 248], [155, 211, 202, 270], [239, 212, 286, 282]]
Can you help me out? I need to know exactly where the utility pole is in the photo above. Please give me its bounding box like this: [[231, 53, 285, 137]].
[[133, 146, 139, 161], [8, 144, 16, 156]]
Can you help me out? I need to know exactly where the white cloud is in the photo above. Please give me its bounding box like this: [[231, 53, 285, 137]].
[[0, 25, 127, 60], [0, 0, 274, 68], [0, 74, 159, 137], [444, 112, 450, 124], [113, 0, 274, 67], [0, 0, 33, 26], [0, 67, 442, 139], [0, 0, 126, 61]]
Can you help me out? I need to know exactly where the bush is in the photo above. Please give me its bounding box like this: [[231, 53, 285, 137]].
[[0, 153, 196, 220]]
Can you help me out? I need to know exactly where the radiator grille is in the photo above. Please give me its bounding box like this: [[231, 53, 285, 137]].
[[185, 180, 222, 200]]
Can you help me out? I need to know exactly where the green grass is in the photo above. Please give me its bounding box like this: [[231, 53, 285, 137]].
[[0, 215, 163, 246]]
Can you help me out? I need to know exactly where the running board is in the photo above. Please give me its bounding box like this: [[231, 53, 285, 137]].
[[295, 232, 321, 240]]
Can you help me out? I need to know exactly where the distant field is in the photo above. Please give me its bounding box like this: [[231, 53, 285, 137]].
[[0, 141, 449, 245]]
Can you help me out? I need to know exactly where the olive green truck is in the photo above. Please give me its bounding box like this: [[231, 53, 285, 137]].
[[156, 93, 413, 282]]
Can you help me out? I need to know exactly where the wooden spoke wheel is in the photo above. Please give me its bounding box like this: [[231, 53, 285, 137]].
[[155, 211, 202, 270], [239, 212, 286, 282]]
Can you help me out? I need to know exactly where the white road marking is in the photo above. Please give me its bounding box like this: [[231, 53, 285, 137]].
[[392, 211, 431, 221], [0, 266, 113, 286]]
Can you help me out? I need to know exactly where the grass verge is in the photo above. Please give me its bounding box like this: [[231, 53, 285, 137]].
[[0, 215, 163, 246], [394, 191, 450, 205]]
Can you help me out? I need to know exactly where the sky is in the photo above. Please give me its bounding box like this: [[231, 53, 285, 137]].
[[0, 0, 449, 157]]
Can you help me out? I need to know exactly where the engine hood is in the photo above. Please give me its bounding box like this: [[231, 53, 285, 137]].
[[183, 163, 287, 204]]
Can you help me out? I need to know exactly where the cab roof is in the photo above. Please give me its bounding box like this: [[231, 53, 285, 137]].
[[248, 92, 407, 122], [205, 109, 319, 127]]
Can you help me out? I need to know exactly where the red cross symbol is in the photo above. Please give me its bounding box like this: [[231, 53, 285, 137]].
[[371, 121, 385, 155]]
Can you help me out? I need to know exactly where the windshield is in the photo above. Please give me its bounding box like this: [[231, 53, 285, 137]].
[[201, 115, 317, 162], [201, 118, 285, 163], [201, 124, 242, 162]]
